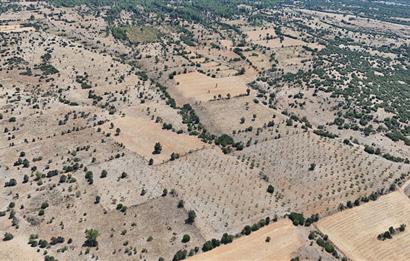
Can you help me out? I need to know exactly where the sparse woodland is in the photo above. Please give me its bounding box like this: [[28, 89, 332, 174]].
[[0, 0, 409, 261]]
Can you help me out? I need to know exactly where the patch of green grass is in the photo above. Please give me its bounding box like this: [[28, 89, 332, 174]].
[[111, 25, 161, 43]]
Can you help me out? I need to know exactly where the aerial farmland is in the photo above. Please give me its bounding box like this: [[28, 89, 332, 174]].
[[0, 0, 409, 261]]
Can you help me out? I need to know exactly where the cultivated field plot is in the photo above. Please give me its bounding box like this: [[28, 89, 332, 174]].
[[123, 102, 188, 132], [101, 115, 206, 164], [242, 50, 272, 71], [194, 96, 276, 135], [188, 219, 304, 261], [0, 103, 106, 149], [4, 186, 204, 261], [244, 26, 315, 49], [155, 148, 278, 238], [317, 192, 410, 261], [86, 154, 163, 210], [231, 115, 301, 145], [0, 127, 126, 185], [0, 24, 34, 33], [171, 71, 250, 105], [275, 46, 314, 73], [234, 131, 410, 215]]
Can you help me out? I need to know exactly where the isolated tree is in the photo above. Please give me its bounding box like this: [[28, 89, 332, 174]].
[[3, 232, 13, 241], [267, 185, 274, 194], [181, 234, 190, 243], [172, 249, 187, 261], [309, 163, 316, 171], [153, 142, 162, 154], [84, 229, 100, 247], [221, 233, 233, 244], [177, 200, 184, 208], [185, 210, 196, 224], [100, 170, 107, 178]]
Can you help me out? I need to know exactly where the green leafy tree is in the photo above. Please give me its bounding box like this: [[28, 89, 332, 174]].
[[84, 229, 100, 247], [185, 210, 196, 224]]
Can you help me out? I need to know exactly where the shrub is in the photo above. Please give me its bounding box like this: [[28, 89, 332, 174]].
[[185, 210, 196, 224], [84, 229, 100, 247], [288, 212, 305, 226], [215, 134, 234, 147], [100, 170, 107, 178], [41, 202, 49, 209], [202, 241, 214, 252], [182, 234, 190, 243], [4, 178, 16, 187], [221, 233, 233, 244], [172, 249, 187, 261], [3, 232, 13, 241], [267, 184, 274, 194], [153, 142, 162, 154], [241, 225, 252, 235]]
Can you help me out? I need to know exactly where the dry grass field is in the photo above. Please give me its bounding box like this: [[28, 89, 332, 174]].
[[0, 234, 42, 261], [170, 71, 251, 105], [0, 1, 409, 260], [0, 24, 34, 33], [317, 192, 410, 261], [194, 96, 276, 135], [101, 115, 206, 164]]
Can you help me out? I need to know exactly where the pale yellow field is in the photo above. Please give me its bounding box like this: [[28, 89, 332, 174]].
[[0, 234, 41, 261], [188, 219, 304, 261], [245, 28, 277, 41], [0, 24, 34, 33], [245, 27, 322, 50], [317, 191, 410, 261], [102, 115, 206, 164], [171, 71, 250, 105], [195, 96, 276, 135]]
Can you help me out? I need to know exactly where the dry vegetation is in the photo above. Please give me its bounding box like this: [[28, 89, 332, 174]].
[[0, 0, 409, 260]]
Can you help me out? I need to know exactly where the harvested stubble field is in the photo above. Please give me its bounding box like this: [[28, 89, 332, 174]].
[[317, 191, 410, 261], [188, 219, 305, 261]]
